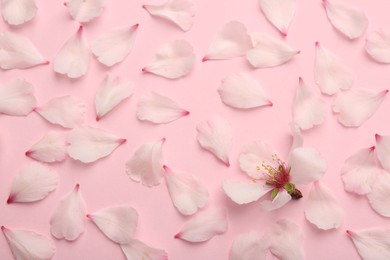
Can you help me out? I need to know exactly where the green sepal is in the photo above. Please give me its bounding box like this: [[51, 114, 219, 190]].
[[271, 188, 279, 200], [284, 182, 295, 192]]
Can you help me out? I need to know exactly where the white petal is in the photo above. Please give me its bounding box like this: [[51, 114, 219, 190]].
[[164, 166, 209, 215], [143, 0, 195, 31], [126, 139, 164, 187], [375, 134, 390, 172], [137, 91, 189, 124], [218, 72, 272, 109], [323, 0, 368, 39], [174, 208, 227, 242], [332, 88, 388, 127], [87, 206, 138, 244], [0, 79, 36, 116], [50, 184, 85, 241], [2, 0, 37, 25], [142, 40, 195, 79], [223, 180, 272, 205], [289, 147, 327, 185], [121, 239, 168, 260], [0, 31, 48, 69], [2, 226, 55, 260], [246, 32, 299, 68], [95, 73, 134, 121], [292, 78, 327, 130], [35, 95, 86, 129], [53, 26, 90, 79], [289, 122, 303, 153], [7, 162, 58, 204], [196, 117, 233, 166], [347, 228, 390, 260], [65, 0, 105, 23], [67, 126, 126, 163], [367, 173, 390, 217], [26, 131, 67, 163], [259, 0, 296, 36], [92, 24, 138, 67], [229, 231, 268, 260], [203, 21, 252, 61], [304, 181, 343, 230], [268, 219, 304, 260], [314, 42, 354, 95], [366, 29, 390, 63], [259, 189, 292, 211]]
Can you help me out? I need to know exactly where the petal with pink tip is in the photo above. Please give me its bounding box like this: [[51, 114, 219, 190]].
[[229, 231, 268, 260], [121, 239, 168, 260], [2, 0, 37, 25], [0, 79, 36, 116], [26, 131, 67, 163], [366, 30, 390, 63], [65, 0, 105, 23], [375, 134, 390, 172], [347, 228, 390, 259], [259, 189, 292, 211], [259, 0, 296, 36], [367, 173, 390, 217], [223, 180, 272, 205]]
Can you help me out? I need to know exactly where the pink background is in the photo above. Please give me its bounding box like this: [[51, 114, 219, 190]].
[[1, 0, 390, 259]]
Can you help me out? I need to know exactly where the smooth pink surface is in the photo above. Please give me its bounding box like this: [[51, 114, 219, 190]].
[[1, 0, 390, 259]]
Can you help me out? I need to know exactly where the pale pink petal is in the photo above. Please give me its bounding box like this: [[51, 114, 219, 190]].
[[126, 139, 164, 187], [203, 21, 252, 61], [375, 134, 390, 172], [196, 117, 233, 166], [65, 0, 105, 23], [50, 184, 85, 241], [87, 206, 138, 244], [121, 239, 168, 260], [25, 131, 67, 163], [0, 31, 48, 69], [289, 123, 303, 153], [332, 88, 388, 127], [35, 95, 86, 129], [229, 231, 268, 260], [246, 32, 299, 68], [2, 0, 37, 25], [95, 73, 134, 121], [67, 126, 126, 163], [304, 181, 344, 230], [367, 173, 390, 217], [314, 42, 354, 95], [323, 0, 368, 39], [259, 189, 292, 211], [7, 162, 58, 204], [347, 228, 390, 260], [53, 26, 90, 79], [218, 72, 272, 109], [292, 78, 327, 130], [137, 91, 189, 124], [223, 180, 272, 205], [174, 208, 227, 242], [366, 29, 390, 63], [1, 226, 55, 260], [92, 24, 138, 67], [0, 79, 36, 116], [164, 165, 209, 215], [259, 0, 296, 36], [142, 40, 195, 79], [143, 0, 195, 31]]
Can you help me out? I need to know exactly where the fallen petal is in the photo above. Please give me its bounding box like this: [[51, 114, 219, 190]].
[[375, 134, 390, 172], [367, 173, 390, 217], [0, 79, 36, 116], [347, 228, 390, 259], [65, 0, 105, 23], [121, 239, 168, 260], [2, 0, 37, 25], [366, 29, 390, 63], [259, 0, 296, 36], [26, 131, 67, 163], [229, 230, 268, 260]]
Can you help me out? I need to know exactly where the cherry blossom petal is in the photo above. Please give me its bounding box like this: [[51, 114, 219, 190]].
[[375, 134, 390, 172], [304, 181, 343, 230], [2, 0, 37, 25], [202, 21, 252, 61], [164, 166, 209, 215], [367, 173, 390, 217], [53, 26, 90, 79], [91, 24, 138, 67], [1, 226, 55, 260], [67, 126, 126, 163], [0, 79, 36, 116], [289, 122, 303, 153], [95, 73, 134, 121], [229, 231, 268, 260], [7, 162, 58, 204], [126, 139, 164, 187], [314, 42, 354, 95], [0, 31, 48, 69], [218, 72, 272, 109], [323, 0, 368, 40], [196, 117, 233, 166], [65, 0, 105, 23], [142, 40, 195, 79], [143, 0, 195, 31], [174, 207, 227, 242], [332, 88, 388, 127], [292, 78, 327, 130], [259, 189, 292, 211], [25, 131, 67, 163], [223, 180, 272, 205], [347, 228, 390, 260], [365, 29, 390, 63], [87, 206, 138, 244], [137, 91, 189, 124], [121, 239, 168, 260], [246, 32, 299, 68], [35, 95, 86, 128], [50, 184, 85, 241], [259, 0, 296, 36]]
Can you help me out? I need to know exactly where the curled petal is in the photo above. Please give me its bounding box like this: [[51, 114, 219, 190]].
[[0, 79, 36, 116], [223, 180, 272, 205], [375, 134, 390, 172], [259, 0, 296, 36], [367, 173, 390, 217], [229, 231, 268, 260], [347, 228, 390, 260], [2, 0, 37, 25], [26, 131, 67, 163], [65, 0, 105, 23], [121, 239, 168, 260], [366, 30, 390, 63], [259, 189, 292, 211]]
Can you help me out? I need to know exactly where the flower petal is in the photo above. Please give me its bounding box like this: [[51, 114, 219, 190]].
[[2, 0, 37, 25], [142, 39, 195, 79], [0, 79, 36, 116], [259, 0, 296, 36], [223, 180, 272, 205], [65, 0, 105, 23], [87, 206, 138, 244], [26, 131, 67, 163], [365, 29, 390, 63], [121, 239, 168, 260], [367, 173, 390, 217], [289, 122, 303, 153], [375, 134, 390, 172], [332, 88, 388, 127], [218, 72, 272, 109], [259, 189, 292, 211], [347, 228, 390, 260], [229, 231, 268, 260], [7, 162, 58, 204], [50, 184, 85, 241], [174, 208, 227, 243]]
